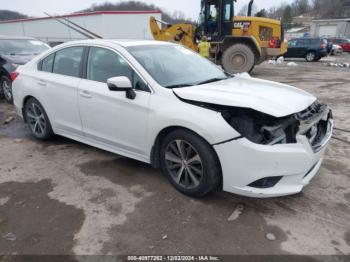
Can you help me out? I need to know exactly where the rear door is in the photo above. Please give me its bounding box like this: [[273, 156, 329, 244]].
[[287, 39, 304, 57], [298, 39, 309, 56], [78, 46, 151, 160], [36, 46, 85, 136], [286, 39, 298, 57]]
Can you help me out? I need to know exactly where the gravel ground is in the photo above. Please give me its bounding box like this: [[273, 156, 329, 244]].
[[0, 54, 349, 258]]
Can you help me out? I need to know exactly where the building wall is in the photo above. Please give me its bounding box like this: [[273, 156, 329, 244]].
[[311, 20, 350, 38], [345, 22, 350, 38], [0, 12, 162, 44]]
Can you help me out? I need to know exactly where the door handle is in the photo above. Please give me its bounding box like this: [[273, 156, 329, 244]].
[[80, 90, 92, 99], [38, 80, 47, 86]]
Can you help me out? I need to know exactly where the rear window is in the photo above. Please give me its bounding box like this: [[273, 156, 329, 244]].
[[0, 39, 49, 55], [259, 26, 273, 41]]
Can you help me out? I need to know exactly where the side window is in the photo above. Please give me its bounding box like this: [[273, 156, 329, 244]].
[[53, 46, 84, 77], [311, 39, 319, 45], [208, 4, 218, 21], [40, 53, 55, 73], [259, 26, 273, 41], [87, 47, 149, 92], [224, 3, 232, 21], [288, 39, 297, 47], [298, 39, 306, 46], [133, 73, 148, 92], [87, 47, 132, 83]]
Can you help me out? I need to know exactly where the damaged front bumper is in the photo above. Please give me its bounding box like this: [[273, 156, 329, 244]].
[[214, 107, 333, 198]]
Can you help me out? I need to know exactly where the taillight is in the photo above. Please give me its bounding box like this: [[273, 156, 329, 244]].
[[320, 43, 326, 49], [10, 72, 19, 81]]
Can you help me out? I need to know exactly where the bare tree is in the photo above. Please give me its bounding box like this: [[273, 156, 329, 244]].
[[237, 3, 258, 16], [0, 10, 28, 21], [292, 0, 311, 15], [312, 0, 349, 18], [80, 1, 193, 24]]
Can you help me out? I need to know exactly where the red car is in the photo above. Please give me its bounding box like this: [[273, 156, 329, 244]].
[[328, 38, 350, 52]]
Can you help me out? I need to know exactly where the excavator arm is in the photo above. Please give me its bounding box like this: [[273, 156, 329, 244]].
[[149, 16, 199, 52]]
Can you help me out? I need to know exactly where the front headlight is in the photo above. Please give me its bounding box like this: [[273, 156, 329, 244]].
[[222, 107, 298, 145]]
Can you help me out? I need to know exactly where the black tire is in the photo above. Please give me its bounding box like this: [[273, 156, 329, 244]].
[[160, 129, 221, 197], [305, 51, 316, 62], [222, 44, 255, 74], [1, 75, 13, 104], [24, 98, 53, 140]]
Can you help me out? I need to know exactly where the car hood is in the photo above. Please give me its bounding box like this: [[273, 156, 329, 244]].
[[173, 74, 316, 118], [1, 54, 38, 65]]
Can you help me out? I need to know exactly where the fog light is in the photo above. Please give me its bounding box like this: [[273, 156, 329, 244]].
[[248, 176, 283, 188]]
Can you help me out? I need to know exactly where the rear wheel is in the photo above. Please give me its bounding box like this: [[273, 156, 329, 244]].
[[1, 76, 13, 104], [222, 44, 255, 74], [305, 51, 316, 62], [24, 98, 53, 140], [160, 129, 221, 197]]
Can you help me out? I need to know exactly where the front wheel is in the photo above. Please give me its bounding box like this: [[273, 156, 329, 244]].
[[1, 76, 13, 104], [24, 98, 53, 140], [221, 44, 255, 74], [160, 129, 221, 197]]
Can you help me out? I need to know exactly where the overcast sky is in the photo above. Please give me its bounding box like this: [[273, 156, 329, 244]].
[[2, 0, 294, 20]]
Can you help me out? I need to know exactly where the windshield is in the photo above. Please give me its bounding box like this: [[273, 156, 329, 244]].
[[127, 45, 228, 88], [0, 39, 50, 55]]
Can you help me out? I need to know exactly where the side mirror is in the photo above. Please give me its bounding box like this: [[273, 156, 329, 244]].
[[107, 76, 136, 100]]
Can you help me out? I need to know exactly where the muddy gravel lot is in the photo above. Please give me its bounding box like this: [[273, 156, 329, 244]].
[[0, 55, 349, 259]]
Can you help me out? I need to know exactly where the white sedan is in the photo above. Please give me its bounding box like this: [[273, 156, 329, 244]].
[[12, 40, 333, 198]]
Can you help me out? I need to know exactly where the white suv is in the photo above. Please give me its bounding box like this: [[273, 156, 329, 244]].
[[12, 39, 333, 198]]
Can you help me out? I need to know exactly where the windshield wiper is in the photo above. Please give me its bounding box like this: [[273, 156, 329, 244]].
[[165, 83, 195, 89], [165, 76, 229, 89], [196, 77, 227, 85]]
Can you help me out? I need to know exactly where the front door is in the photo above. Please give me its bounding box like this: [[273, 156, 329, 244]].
[[78, 46, 151, 160]]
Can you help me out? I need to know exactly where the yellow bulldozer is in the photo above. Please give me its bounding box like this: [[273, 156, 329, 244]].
[[150, 0, 288, 74]]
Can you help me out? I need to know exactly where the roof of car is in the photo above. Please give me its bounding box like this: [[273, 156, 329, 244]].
[[108, 39, 173, 47], [57, 39, 174, 48], [0, 35, 36, 40], [294, 37, 321, 40]]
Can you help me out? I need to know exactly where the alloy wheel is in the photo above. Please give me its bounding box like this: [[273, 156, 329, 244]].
[[2, 78, 12, 102], [306, 52, 315, 62], [26, 102, 47, 137], [165, 140, 203, 189]]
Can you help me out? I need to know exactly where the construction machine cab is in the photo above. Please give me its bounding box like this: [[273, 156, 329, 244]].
[[198, 0, 234, 41]]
